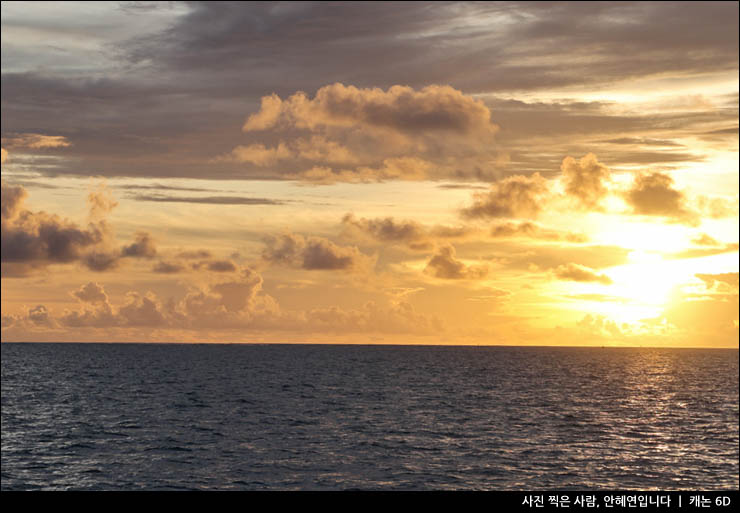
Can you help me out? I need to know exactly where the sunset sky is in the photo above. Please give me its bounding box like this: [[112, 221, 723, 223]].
[[1, 1, 738, 346]]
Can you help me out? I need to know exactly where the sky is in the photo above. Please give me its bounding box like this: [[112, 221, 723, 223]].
[[1, 1, 738, 346]]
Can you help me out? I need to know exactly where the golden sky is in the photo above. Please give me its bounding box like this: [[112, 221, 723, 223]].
[[1, 1, 738, 346]]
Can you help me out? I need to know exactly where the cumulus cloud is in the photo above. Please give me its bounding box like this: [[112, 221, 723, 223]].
[[8, 272, 442, 336], [424, 244, 488, 280], [560, 153, 611, 210], [342, 213, 426, 243], [1, 182, 109, 276], [553, 263, 613, 285], [72, 282, 109, 304], [243, 83, 497, 136], [262, 233, 374, 271], [121, 232, 157, 258], [461, 173, 549, 219], [1, 182, 157, 276], [624, 171, 699, 225], [62, 287, 166, 328], [222, 83, 501, 183], [302, 238, 370, 271]]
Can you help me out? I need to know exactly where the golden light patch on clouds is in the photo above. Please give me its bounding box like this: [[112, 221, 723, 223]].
[[1, 133, 71, 149]]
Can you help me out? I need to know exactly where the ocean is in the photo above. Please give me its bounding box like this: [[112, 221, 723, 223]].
[[1, 343, 737, 490]]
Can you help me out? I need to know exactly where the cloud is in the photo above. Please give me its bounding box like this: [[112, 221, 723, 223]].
[[342, 213, 426, 244], [623, 171, 699, 225], [601, 137, 684, 147], [243, 83, 497, 136], [577, 314, 623, 337], [262, 233, 374, 271], [461, 173, 549, 219], [424, 244, 488, 280], [691, 233, 721, 246], [27, 305, 54, 326], [220, 83, 501, 183], [1, 133, 71, 149], [295, 300, 443, 335], [560, 153, 611, 210], [152, 255, 239, 274], [695, 273, 739, 291], [81, 250, 121, 272], [87, 183, 119, 220], [695, 195, 738, 219], [72, 282, 109, 304], [9, 270, 442, 336], [152, 260, 186, 274], [341, 213, 477, 251], [223, 142, 294, 166], [290, 157, 432, 184], [121, 232, 157, 258], [666, 243, 739, 260], [302, 238, 371, 271], [490, 221, 588, 243], [1, 182, 109, 276], [553, 263, 613, 285], [62, 287, 167, 328], [1, 181, 27, 220], [176, 249, 213, 259], [1, 148, 7, 163], [1, 182, 158, 276], [192, 259, 238, 273], [2, 3, 737, 183], [127, 194, 284, 205]]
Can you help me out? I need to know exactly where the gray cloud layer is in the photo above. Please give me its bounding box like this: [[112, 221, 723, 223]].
[[2, 2, 736, 181]]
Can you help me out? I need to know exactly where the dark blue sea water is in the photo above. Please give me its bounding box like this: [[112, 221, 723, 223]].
[[1, 343, 738, 490]]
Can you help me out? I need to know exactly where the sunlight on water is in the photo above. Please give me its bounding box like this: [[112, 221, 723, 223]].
[[1, 344, 738, 490]]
